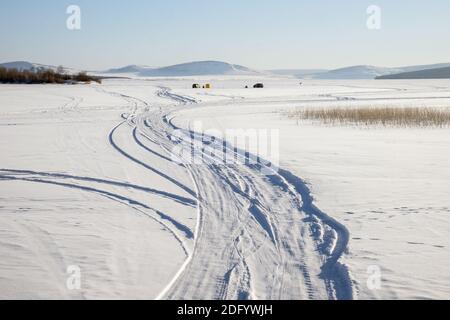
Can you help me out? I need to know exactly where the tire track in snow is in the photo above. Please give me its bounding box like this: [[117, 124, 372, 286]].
[[0, 174, 193, 250], [132, 128, 176, 163], [94, 88, 201, 300], [156, 87, 354, 300], [108, 122, 197, 198], [101, 86, 354, 300], [0, 168, 195, 207]]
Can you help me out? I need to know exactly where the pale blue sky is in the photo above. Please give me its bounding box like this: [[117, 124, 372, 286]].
[[1, 0, 449, 70]]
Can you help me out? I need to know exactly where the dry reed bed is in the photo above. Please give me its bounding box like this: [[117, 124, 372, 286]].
[[287, 107, 450, 128]]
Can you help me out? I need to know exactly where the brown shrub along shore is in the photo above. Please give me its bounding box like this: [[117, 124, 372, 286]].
[[0, 67, 101, 84], [288, 107, 450, 127]]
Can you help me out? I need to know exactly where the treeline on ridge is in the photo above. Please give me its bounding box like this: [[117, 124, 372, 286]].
[[0, 67, 101, 84]]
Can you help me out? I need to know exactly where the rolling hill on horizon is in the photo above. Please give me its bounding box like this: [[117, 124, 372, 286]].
[[306, 63, 450, 80], [104, 61, 265, 77], [0, 61, 81, 74], [2, 60, 450, 79], [376, 66, 450, 79]]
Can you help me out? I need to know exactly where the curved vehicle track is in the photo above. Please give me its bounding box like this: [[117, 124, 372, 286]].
[[0, 85, 354, 300], [119, 87, 355, 300]]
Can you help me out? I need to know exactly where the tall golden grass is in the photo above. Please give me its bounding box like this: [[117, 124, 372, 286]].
[[288, 107, 450, 127]]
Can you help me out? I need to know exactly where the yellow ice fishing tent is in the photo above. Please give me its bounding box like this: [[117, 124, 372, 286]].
[[205, 83, 211, 89]]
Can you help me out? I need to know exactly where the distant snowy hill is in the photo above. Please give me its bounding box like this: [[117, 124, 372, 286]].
[[399, 63, 450, 73], [269, 69, 328, 78], [0, 61, 40, 71], [307, 63, 450, 80], [106, 65, 154, 74], [4, 60, 450, 79], [310, 65, 402, 80], [105, 61, 265, 77], [376, 66, 450, 79], [0, 61, 80, 74]]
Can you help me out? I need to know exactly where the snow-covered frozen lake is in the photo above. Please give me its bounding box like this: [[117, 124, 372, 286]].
[[1, 77, 449, 299]]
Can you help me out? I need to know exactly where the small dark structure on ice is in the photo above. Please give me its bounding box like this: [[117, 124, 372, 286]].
[[192, 83, 201, 88], [253, 83, 264, 88]]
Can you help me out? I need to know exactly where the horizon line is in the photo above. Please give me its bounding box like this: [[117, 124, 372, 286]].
[[1, 59, 450, 72]]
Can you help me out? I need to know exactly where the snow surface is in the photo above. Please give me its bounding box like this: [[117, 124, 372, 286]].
[[169, 78, 450, 299], [1, 77, 449, 299]]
